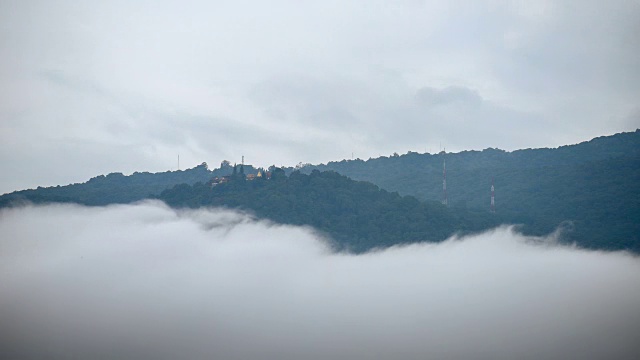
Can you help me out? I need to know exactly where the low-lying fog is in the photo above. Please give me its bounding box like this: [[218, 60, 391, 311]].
[[1, 201, 639, 359]]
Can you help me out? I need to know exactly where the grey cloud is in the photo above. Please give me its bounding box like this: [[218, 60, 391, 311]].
[[249, 74, 362, 130], [1, 202, 640, 360], [504, 0, 640, 95], [1, 0, 639, 193], [625, 107, 640, 128], [40, 70, 109, 98], [415, 86, 483, 108]]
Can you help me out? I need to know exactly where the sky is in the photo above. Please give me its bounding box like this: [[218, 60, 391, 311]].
[[1, 201, 639, 359], [1, 0, 639, 193]]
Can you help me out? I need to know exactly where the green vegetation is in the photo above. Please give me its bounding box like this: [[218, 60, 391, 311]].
[[160, 170, 498, 252], [0, 162, 256, 207], [295, 130, 640, 252], [1, 130, 638, 253]]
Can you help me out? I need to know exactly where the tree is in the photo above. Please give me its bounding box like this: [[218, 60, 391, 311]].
[[270, 166, 286, 180]]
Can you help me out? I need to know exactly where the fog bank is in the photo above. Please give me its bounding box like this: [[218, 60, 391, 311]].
[[1, 202, 639, 359]]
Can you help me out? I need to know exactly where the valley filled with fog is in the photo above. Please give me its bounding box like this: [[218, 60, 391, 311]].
[[2, 201, 639, 359]]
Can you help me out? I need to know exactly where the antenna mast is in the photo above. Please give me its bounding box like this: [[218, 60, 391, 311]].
[[442, 150, 448, 206], [490, 177, 496, 213]]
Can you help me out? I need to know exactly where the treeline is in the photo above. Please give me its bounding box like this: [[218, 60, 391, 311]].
[[1, 162, 253, 207], [294, 130, 640, 252], [1, 130, 638, 253], [160, 170, 499, 252]]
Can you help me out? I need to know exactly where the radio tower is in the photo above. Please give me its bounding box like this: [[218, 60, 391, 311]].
[[442, 152, 448, 206], [490, 178, 496, 213]]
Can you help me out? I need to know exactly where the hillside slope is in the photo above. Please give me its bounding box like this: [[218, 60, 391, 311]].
[[1, 130, 637, 252], [1, 163, 256, 207], [296, 130, 640, 251], [160, 170, 499, 252]]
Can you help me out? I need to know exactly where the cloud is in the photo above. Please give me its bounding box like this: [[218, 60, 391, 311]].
[[1, 1, 639, 193], [415, 86, 483, 108], [1, 202, 639, 360]]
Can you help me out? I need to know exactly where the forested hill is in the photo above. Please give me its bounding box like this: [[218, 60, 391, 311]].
[[0, 163, 211, 206], [160, 170, 499, 252], [0, 162, 256, 207], [294, 130, 640, 252], [1, 130, 638, 253], [296, 130, 640, 199]]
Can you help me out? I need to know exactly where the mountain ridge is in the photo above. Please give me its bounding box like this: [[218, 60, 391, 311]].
[[1, 130, 638, 253]]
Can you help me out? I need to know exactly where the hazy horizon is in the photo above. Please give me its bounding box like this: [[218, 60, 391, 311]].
[[2, 1, 638, 358], [2, 0, 639, 193], [2, 128, 637, 195]]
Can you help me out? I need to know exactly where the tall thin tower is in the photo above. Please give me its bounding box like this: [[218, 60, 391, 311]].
[[442, 153, 448, 206], [490, 178, 496, 213]]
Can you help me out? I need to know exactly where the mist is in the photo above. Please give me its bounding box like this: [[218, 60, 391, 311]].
[[1, 201, 639, 359]]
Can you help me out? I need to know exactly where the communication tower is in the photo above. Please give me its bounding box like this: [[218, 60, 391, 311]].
[[490, 178, 496, 213], [442, 152, 448, 206]]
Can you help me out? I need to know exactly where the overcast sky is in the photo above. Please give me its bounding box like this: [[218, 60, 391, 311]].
[[2, 202, 639, 359], [1, 0, 639, 193]]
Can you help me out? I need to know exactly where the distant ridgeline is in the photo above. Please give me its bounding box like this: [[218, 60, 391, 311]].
[[1, 130, 638, 253], [292, 130, 640, 252], [0, 161, 257, 207], [160, 170, 498, 252]]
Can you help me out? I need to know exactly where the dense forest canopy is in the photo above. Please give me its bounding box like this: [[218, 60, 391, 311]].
[[0, 161, 257, 207], [293, 130, 640, 251], [160, 169, 499, 252], [1, 130, 638, 253]]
